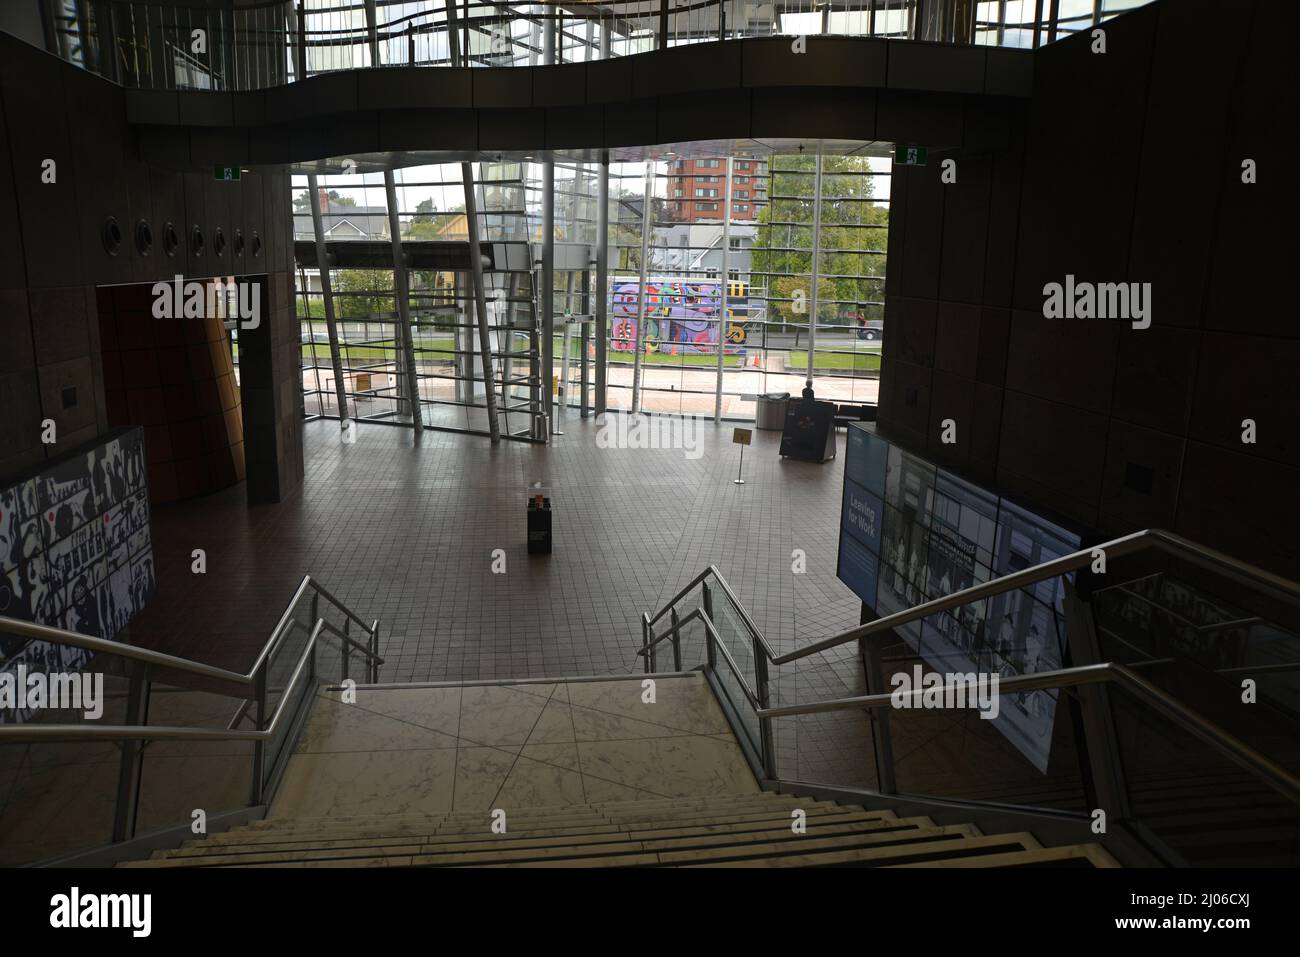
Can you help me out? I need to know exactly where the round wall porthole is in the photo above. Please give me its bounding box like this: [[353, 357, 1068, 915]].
[[213, 227, 226, 257], [163, 222, 179, 257], [101, 216, 122, 256], [250, 231, 262, 257], [135, 219, 153, 255], [191, 225, 205, 256], [233, 229, 245, 257]]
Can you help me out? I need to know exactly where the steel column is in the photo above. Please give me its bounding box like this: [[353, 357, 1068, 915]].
[[714, 156, 734, 422], [580, 267, 591, 417], [595, 149, 610, 414], [445, 0, 500, 442], [805, 152, 824, 391], [542, 17, 557, 435], [860, 634, 897, 793], [307, 174, 351, 429], [630, 161, 654, 413], [383, 173, 422, 443]]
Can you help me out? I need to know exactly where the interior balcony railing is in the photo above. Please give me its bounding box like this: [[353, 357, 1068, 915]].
[[46, 0, 1153, 91]]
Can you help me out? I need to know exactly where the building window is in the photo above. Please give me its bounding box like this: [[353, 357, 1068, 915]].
[[695, 188, 718, 197], [729, 237, 742, 250]]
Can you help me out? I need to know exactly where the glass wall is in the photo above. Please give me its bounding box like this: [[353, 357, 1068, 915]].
[[287, 146, 891, 433], [598, 149, 891, 420]]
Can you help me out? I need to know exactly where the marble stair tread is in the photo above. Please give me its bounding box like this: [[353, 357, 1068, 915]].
[[891, 843, 1121, 868], [160, 815, 942, 866], [625, 813, 934, 841], [598, 806, 873, 832], [492, 825, 999, 869], [683, 832, 1043, 868], [187, 808, 859, 850]]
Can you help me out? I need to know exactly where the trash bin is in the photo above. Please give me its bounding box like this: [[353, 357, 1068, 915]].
[[527, 494, 552, 554], [756, 392, 790, 430]]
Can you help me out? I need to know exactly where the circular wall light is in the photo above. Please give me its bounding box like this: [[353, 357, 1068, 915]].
[[163, 222, 179, 257], [135, 219, 153, 255], [233, 229, 245, 257], [191, 225, 205, 256], [250, 231, 262, 257], [213, 227, 227, 257], [101, 216, 122, 256]]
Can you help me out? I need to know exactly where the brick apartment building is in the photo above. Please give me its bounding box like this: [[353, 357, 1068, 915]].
[[667, 157, 766, 222]]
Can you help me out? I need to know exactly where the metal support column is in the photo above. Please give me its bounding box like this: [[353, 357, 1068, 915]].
[[384, 173, 423, 443], [446, 0, 500, 441], [363, 0, 378, 65], [630, 161, 653, 413], [805, 152, 824, 391], [595, 150, 610, 415], [580, 266, 591, 417], [714, 157, 734, 422], [307, 174, 351, 429], [542, 18, 556, 435], [92, 0, 118, 81]]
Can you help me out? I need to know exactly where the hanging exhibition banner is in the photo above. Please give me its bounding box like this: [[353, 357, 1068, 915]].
[[0, 428, 156, 724], [836, 424, 1082, 773]]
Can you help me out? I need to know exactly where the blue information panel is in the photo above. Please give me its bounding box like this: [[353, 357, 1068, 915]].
[[835, 423, 1082, 773]]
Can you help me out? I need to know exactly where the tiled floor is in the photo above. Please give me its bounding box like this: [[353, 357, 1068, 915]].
[[131, 415, 865, 679], [271, 674, 759, 818], [127, 413, 874, 785]]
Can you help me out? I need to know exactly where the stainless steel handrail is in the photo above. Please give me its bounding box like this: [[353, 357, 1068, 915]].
[[0, 619, 326, 744], [645, 565, 777, 659], [643, 529, 1300, 673], [0, 574, 383, 695], [0, 616, 251, 685], [772, 529, 1300, 666], [755, 660, 1300, 808]]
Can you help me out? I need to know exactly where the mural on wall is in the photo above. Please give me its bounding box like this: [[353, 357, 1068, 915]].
[[0, 428, 156, 723], [610, 278, 748, 354]]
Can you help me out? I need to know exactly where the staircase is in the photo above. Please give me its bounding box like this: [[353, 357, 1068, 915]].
[[106, 673, 1119, 868], [121, 792, 1119, 868]]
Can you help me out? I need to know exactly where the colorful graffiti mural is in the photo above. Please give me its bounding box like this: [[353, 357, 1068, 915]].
[[610, 278, 748, 354]]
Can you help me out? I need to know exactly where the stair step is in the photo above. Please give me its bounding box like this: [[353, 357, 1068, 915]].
[[143, 815, 955, 869], [891, 843, 1121, 868], [172, 800, 863, 852], [167, 814, 941, 866], [683, 832, 1042, 868]]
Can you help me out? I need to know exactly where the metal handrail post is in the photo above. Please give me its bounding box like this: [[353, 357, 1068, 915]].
[[860, 635, 896, 793], [641, 614, 652, 674], [754, 646, 776, 779], [370, 620, 381, 682], [249, 663, 267, 805], [342, 616, 351, 683], [110, 660, 149, 843], [702, 582, 717, 673], [670, 607, 682, 671]]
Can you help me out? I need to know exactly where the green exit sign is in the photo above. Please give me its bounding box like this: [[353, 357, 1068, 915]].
[[894, 145, 928, 166], [214, 166, 242, 181]]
